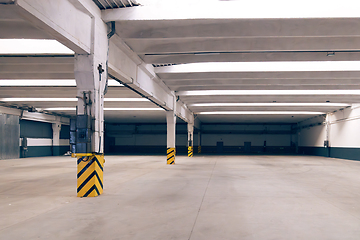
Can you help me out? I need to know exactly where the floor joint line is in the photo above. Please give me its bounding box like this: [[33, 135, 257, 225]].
[[188, 159, 217, 240]]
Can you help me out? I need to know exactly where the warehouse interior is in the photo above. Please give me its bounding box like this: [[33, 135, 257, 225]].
[[1, 0, 360, 239]]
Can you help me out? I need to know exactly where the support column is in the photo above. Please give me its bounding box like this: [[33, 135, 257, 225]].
[[325, 113, 331, 157], [198, 131, 201, 154], [52, 122, 61, 156], [73, 17, 108, 197], [166, 111, 176, 164], [187, 123, 194, 157]]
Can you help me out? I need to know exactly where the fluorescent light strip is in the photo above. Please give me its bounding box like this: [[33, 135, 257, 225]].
[[0, 98, 78, 102], [0, 98, 148, 102], [190, 103, 350, 107], [0, 80, 76, 86], [124, 0, 360, 19], [159, 61, 360, 73], [0, 79, 123, 87], [105, 98, 149, 102], [41, 108, 163, 111], [105, 108, 164, 111], [179, 90, 360, 96], [42, 108, 76, 111], [0, 39, 74, 54], [198, 111, 325, 115]]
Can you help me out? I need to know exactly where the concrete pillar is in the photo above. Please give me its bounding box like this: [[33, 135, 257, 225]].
[[198, 131, 202, 153], [166, 111, 176, 164], [296, 123, 300, 154], [325, 113, 331, 157], [75, 54, 107, 154], [73, 17, 108, 197], [52, 122, 61, 156], [73, 15, 108, 154], [187, 123, 194, 157]]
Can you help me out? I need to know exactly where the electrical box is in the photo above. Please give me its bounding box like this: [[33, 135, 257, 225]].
[[76, 115, 90, 129], [70, 115, 93, 153], [70, 119, 76, 131], [76, 128, 91, 143], [324, 140, 329, 148], [70, 132, 76, 145]]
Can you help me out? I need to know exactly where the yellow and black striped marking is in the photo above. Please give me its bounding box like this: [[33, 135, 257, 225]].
[[188, 146, 193, 157], [76, 154, 105, 197], [198, 146, 202, 153], [167, 147, 175, 164]]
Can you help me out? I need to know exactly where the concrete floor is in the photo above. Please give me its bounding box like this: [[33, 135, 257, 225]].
[[1, 155, 360, 240]]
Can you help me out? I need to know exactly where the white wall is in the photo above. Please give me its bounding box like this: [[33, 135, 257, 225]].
[[299, 105, 360, 148], [114, 134, 188, 146], [329, 106, 360, 148], [201, 134, 291, 146], [109, 123, 293, 147], [299, 125, 326, 147]]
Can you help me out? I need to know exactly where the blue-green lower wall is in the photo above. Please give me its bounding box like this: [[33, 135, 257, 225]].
[[52, 146, 70, 156], [108, 145, 295, 155], [299, 147, 360, 161], [21, 146, 70, 158], [299, 147, 329, 157]]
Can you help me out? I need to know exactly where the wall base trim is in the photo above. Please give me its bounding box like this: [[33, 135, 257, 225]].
[[299, 147, 360, 161]]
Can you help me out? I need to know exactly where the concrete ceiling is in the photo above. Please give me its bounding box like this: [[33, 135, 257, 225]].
[[1, 1, 360, 124], [110, 11, 360, 123]]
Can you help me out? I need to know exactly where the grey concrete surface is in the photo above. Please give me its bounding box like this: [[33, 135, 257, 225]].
[[0, 155, 360, 240]]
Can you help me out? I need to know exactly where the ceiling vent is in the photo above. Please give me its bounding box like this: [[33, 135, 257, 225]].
[[92, 0, 140, 10]]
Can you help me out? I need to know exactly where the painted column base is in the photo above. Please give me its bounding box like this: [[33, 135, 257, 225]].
[[198, 146, 201, 154], [188, 146, 193, 157], [74, 153, 105, 197], [167, 148, 175, 164]]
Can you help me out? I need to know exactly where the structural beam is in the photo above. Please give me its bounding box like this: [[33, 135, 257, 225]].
[[141, 52, 360, 64], [108, 35, 194, 123], [52, 122, 61, 156], [187, 122, 194, 157], [11, 0, 96, 54], [0, 106, 70, 124], [123, 37, 360, 55], [166, 110, 176, 164]]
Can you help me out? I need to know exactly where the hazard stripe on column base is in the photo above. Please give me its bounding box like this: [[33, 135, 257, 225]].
[[76, 154, 105, 197], [167, 147, 175, 164], [198, 146, 201, 153], [188, 146, 193, 157]]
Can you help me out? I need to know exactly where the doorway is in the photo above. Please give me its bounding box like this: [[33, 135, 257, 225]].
[[244, 142, 251, 153], [217, 141, 223, 153]]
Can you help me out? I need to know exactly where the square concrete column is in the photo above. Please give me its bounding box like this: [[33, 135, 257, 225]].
[[166, 111, 176, 164], [52, 122, 61, 156], [198, 131, 202, 153], [73, 18, 108, 197], [187, 123, 194, 157]]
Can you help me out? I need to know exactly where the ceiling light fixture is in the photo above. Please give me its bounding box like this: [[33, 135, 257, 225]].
[[157, 61, 360, 73], [104, 108, 164, 111], [178, 90, 360, 96], [41, 107, 164, 111], [0, 79, 123, 87], [104, 98, 149, 102], [189, 103, 350, 107], [0, 39, 74, 54], [197, 111, 325, 115], [0, 98, 148, 102]]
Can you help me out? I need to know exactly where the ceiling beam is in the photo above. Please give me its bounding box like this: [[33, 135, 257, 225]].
[[0, 105, 70, 124], [141, 52, 360, 64], [108, 35, 194, 123], [125, 37, 360, 55], [11, 0, 99, 54]]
